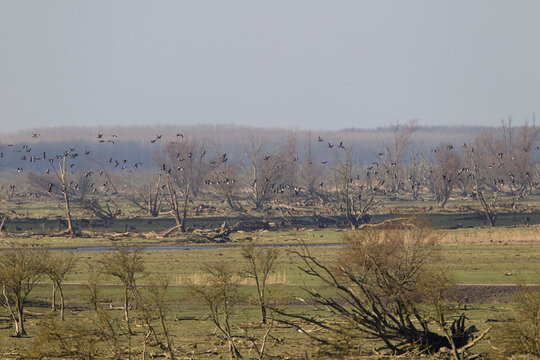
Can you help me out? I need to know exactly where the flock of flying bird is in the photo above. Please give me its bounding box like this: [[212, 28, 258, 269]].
[[1, 130, 539, 199]]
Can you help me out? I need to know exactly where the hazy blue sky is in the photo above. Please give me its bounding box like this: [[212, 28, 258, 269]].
[[2, 1, 540, 132]]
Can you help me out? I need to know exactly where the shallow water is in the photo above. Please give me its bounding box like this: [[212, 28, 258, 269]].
[[52, 242, 343, 252]]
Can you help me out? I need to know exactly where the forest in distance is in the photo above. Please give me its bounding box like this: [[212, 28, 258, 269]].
[[0, 123, 487, 172], [0, 120, 539, 359]]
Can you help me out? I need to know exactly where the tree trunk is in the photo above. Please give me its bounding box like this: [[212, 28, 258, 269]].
[[159, 308, 175, 360], [17, 301, 25, 336], [124, 285, 132, 334], [3, 285, 19, 336], [228, 336, 242, 359], [60, 156, 74, 236], [180, 183, 191, 233], [51, 282, 57, 312], [0, 215, 7, 233], [58, 283, 65, 321], [260, 303, 267, 325], [166, 176, 183, 231]]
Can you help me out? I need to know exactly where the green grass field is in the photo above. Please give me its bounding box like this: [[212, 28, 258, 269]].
[[0, 228, 538, 358], [1, 194, 540, 358]]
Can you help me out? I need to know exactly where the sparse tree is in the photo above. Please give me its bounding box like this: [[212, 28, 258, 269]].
[[29, 315, 107, 360], [164, 173, 190, 234], [191, 263, 242, 358], [378, 119, 419, 194], [0, 247, 44, 336], [164, 137, 208, 199], [242, 140, 286, 211], [41, 250, 76, 320], [298, 136, 322, 194], [275, 218, 489, 357], [49, 152, 77, 236], [206, 158, 244, 212], [331, 146, 377, 229], [241, 243, 279, 324], [100, 245, 145, 334], [127, 173, 165, 217], [134, 277, 176, 360], [430, 144, 462, 208], [495, 285, 540, 357]]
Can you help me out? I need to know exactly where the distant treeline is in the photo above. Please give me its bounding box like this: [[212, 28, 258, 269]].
[[0, 124, 485, 172]]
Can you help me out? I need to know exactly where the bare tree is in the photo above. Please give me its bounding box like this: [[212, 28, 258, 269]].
[[241, 243, 279, 324], [72, 172, 119, 225], [429, 144, 462, 208], [405, 147, 427, 201], [0, 247, 43, 336], [163, 173, 190, 234], [242, 140, 286, 211], [164, 137, 208, 198], [274, 218, 488, 357], [495, 285, 540, 357], [467, 131, 501, 226], [378, 119, 419, 195], [49, 152, 77, 236], [29, 315, 110, 359], [206, 158, 244, 212], [191, 263, 242, 358], [331, 146, 377, 229], [134, 277, 176, 360], [41, 250, 76, 320], [127, 173, 165, 217], [500, 120, 539, 199], [100, 245, 145, 334], [298, 137, 322, 194], [0, 184, 15, 201]]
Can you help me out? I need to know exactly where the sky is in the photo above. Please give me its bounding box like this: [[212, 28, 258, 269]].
[[1, 1, 540, 132]]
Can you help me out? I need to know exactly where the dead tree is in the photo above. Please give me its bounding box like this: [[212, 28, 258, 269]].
[[242, 140, 286, 211], [164, 138, 208, 199], [0, 184, 15, 201], [274, 218, 489, 358], [298, 133, 323, 194], [332, 146, 376, 229], [127, 174, 164, 217], [164, 173, 190, 234], [206, 158, 244, 212], [49, 152, 76, 236], [429, 144, 462, 208], [378, 119, 419, 195]]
